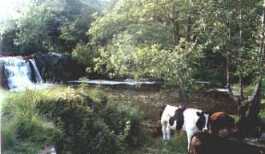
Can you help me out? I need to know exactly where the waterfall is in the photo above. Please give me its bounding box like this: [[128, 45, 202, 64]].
[[0, 56, 44, 91], [29, 59, 43, 83]]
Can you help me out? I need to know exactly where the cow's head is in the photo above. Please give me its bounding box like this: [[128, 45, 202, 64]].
[[196, 111, 209, 132]]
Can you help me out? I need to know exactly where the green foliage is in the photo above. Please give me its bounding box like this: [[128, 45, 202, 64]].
[[89, 0, 204, 46], [35, 87, 144, 153], [159, 134, 187, 154], [16, 1, 65, 53], [59, 0, 98, 50], [99, 102, 144, 148], [1, 86, 144, 154], [132, 133, 187, 154], [196, 0, 262, 83], [1, 0, 102, 54], [94, 32, 137, 78], [72, 43, 97, 73], [1, 90, 61, 154], [0, 22, 19, 53], [88, 0, 264, 90], [94, 36, 201, 95], [1, 0, 264, 94], [86, 0, 209, 95]]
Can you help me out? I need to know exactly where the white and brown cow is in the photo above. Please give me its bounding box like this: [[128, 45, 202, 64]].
[[160, 104, 209, 150]]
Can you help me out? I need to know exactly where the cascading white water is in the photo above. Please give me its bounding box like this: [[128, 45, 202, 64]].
[[0, 56, 44, 91], [29, 59, 43, 83]]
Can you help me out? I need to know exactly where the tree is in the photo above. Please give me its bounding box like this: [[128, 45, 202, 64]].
[[1, 26, 19, 53], [88, 0, 210, 102], [1, 0, 102, 54]]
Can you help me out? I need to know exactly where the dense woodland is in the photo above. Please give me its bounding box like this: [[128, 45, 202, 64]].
[[1, 0, 264, 90]]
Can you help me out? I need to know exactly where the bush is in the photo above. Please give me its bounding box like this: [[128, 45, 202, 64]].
[[72, 43, 96, 73], [1, 90, 61, 154], [2, 87, 144, 154], [99, 102, 144, 148], [35, 86, 144, 153]]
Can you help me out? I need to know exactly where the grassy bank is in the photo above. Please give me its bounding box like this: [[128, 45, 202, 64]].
[[1, 86, 147, 154], [1, 88, 62, 153], [132, 133, 187, 154], [8, 84, 265, 153]]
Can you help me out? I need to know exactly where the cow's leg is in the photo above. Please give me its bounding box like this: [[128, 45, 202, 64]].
[[166, 126, 171, 140], [161, 123, 167, 140], [186, 130, 194, 150]]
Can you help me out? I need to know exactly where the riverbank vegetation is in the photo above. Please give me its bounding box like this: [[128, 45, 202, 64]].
[[1, 86, 145, 153], [2, 85, 264, 154]]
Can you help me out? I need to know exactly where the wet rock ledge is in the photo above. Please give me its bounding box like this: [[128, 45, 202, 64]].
[[33, 52, 85, 83]]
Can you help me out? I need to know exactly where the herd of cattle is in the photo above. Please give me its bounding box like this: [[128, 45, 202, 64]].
[[160, 104, 265, 154]]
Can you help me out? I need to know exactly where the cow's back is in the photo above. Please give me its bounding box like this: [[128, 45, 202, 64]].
[[160, 105, 179, 124]]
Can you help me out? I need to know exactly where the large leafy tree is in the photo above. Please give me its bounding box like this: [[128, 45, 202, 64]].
[[200, 0, 262, 94], [87, 0, 264, 100], [88, 0, 206, 102], [1, 0, 103, 54]]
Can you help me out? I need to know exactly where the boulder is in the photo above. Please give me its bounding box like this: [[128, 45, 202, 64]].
[[33, 52, 85, 82]]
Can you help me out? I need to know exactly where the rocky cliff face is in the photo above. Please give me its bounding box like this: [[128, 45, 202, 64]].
[[0, 62, 8, 88], [33, 52, 85, 82]]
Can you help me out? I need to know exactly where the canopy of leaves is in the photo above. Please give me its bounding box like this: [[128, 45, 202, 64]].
[[1, 0, 264, 95], [1, 0, 103, 54]]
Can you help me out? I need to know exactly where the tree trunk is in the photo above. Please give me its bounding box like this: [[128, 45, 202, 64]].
[[237, 79, 262, 138], [237, 0, 245, 101], [171, 4, 180, 45], [239, 76, 244, 100], [186, 0, 193, 42], [174, 22, 180, 44], [179, 87, 188, 105], [226, 14, 232, 92], [225, 54, 231, 91], [236, 0, 265, 139], [187, 15, 192, 42], [259, 0, 265, 77]]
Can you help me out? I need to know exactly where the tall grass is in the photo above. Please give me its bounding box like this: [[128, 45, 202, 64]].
[[1, 86, 145, 154], [1, 85, 192, 154], [131, 133, 188, 154], [1, 90, 61, 153]]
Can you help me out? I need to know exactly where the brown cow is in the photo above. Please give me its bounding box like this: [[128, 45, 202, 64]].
[[189, 112, 264, 154], [188, 132, 263, 154], [209, 112, 236, 137]]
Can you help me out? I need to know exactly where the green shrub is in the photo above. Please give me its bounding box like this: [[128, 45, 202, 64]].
[[1, 90, 61, 154], [35, 87, 144, 154], [100, 102, 144, 148], [2, 87, 144, 154], [36, 92, 121, 153]]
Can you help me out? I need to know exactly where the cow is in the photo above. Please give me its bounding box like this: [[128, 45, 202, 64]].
[[188, 132, 264, 154], [160, 104, 209, 150], [209, 112, 236, 137], [188, 112, 265, 154]]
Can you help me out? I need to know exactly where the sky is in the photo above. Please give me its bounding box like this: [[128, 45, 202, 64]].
[[0, 0, 30, 23]]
